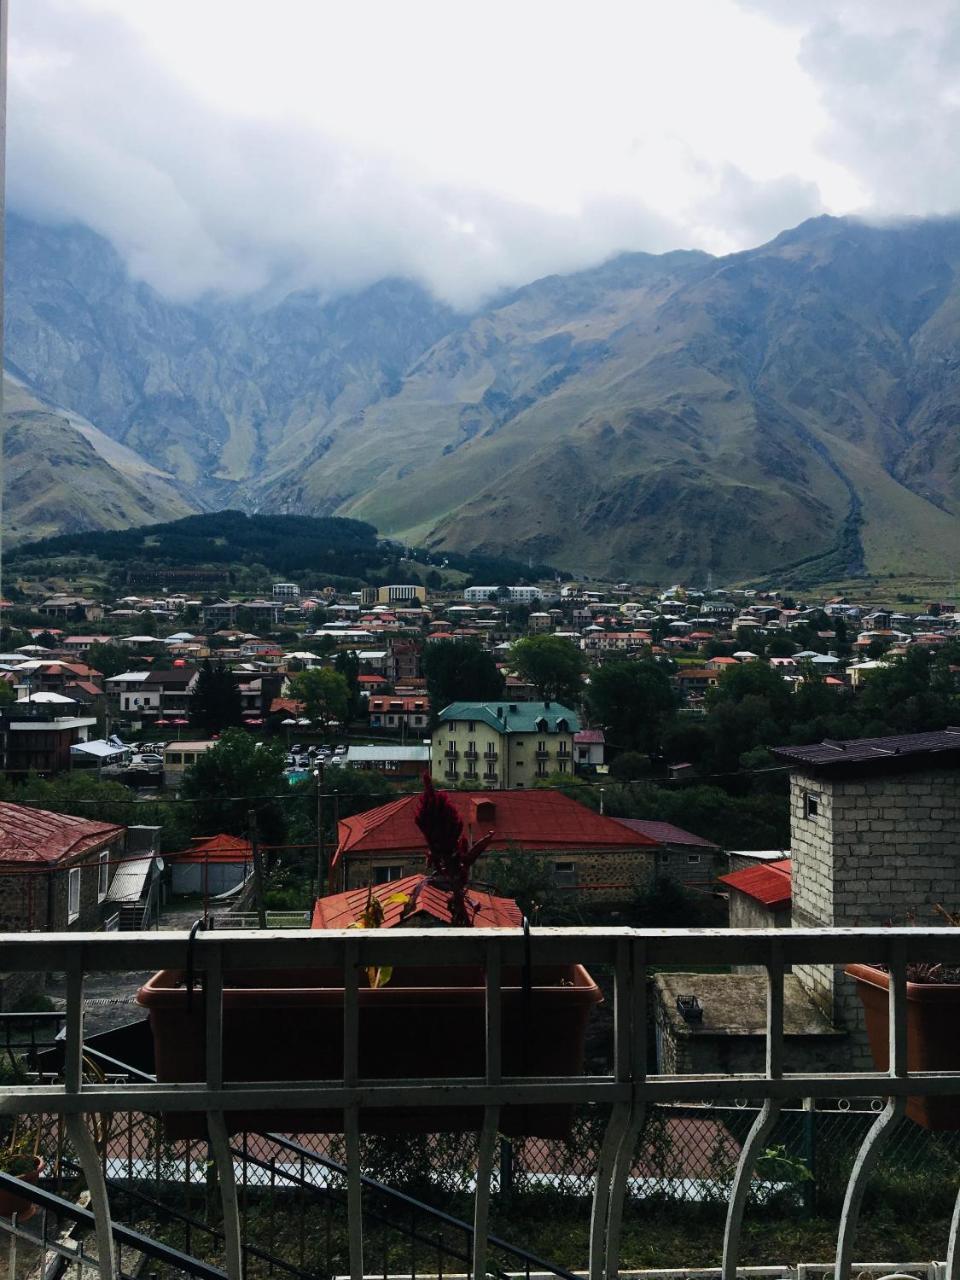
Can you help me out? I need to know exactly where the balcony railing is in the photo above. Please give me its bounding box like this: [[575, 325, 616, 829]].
[[1, 927, 960, 1280]]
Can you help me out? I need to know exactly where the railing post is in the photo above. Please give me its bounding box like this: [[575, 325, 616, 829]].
[[63, 958, 118, 1280], [603, 935, 648, 1280], [473, 938, 502, 1280], [722, 937, 784, 1280], [343, 936, 364, 1280], [588, 937, 634, 1280], [203, 942, 243, 1280], [834, 939, 909, 1280]]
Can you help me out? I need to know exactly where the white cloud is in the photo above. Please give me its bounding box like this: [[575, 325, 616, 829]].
[[739, 1, 960, 217], [12, 0, 925, 307]]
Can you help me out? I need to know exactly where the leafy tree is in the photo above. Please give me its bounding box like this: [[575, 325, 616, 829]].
[[423, 640, 504, 721], [510, 635, 585, 705], [287, 667, 350, 732], [190, 660, 243, 733], [334, 650, 362, 722], [631, 876, 725, 927], [288, 764, 398, 848], [86, 642, 139, 679], [483, 849, 567, 923], [608, 751, 651, 781], [35, 631, 58, 650], [585, 659, 676, 753], [0, 773, 191, 853], [180, 729, 288, 844], [0, 681, 16, 709]]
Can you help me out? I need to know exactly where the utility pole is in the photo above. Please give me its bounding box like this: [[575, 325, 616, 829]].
[[248, 808, 267, 929], [314, 763, 325, 900]]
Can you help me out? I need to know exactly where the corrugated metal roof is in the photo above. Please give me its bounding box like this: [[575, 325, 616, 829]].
[[172, 834, 252, 864], [613, 818, 719, 849], [311, 874, 522, 929], [106, 855, 153, 903], [717, 859, 791, 909], [336, 790, 658, 861], [0, 802, 122, 865], [772, 729, 960, 770]]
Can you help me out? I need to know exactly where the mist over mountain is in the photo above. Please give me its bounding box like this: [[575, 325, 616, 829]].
[[6, 209, 960, 580]]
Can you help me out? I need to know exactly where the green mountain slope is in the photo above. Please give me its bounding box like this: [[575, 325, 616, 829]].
[[7, 212, 960, 580], [259, 217, 960, 580], [3, 378, 198, 544]]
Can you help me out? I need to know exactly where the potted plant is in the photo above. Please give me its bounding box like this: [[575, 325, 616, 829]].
[[846, 907, 960, 1130], [138, 776, 602, 1138], [0, 1119, 44, 1220]]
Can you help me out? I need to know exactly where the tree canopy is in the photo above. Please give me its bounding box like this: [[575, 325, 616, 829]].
[[179, 729, 288, 845], [509, 635, 585, 705], [585, 659, 676, 753], [190, 660, 243, 733], [287, 667, 350, 731], [423, 640, 504, 720]]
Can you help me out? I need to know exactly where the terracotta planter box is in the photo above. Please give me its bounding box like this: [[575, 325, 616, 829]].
[[846, 963, 960, 1129], [0, 1156, 43, 1220], [137, 962, 602, 1138]]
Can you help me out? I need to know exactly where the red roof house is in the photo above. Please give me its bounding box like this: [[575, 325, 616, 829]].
[[333, 790, 659, 899], [717, 859, 791, 911], [0, 802, 126, 937], [311, 874, 522, 930]]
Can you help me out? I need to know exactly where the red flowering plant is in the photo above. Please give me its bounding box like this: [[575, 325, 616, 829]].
[[410, 773, 494, 926]]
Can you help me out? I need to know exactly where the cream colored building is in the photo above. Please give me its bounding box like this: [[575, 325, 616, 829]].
[[431, 701, 579, 789]]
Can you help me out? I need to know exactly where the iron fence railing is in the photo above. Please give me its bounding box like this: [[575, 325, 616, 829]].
[[1, 927, 960, 1280]]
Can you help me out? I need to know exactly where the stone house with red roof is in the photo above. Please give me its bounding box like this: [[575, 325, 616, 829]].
[[0, 801, 128, 1007], [611, 818, 721, 888], [332, 790, 659, 904]]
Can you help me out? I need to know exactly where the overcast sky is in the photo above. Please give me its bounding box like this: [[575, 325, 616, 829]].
[[8, 0, 960, 308]]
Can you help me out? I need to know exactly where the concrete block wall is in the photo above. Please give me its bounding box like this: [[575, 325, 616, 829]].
[[790, 766, 960, 1065]]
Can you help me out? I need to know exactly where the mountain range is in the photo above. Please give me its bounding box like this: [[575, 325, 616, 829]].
[[6, 210, 960, 582]]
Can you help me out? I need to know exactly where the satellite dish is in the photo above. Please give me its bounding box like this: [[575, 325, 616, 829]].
[[155, 858, 165, 873]]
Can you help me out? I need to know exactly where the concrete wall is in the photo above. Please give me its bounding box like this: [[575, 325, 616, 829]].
[[790, 766, 960, 1065]]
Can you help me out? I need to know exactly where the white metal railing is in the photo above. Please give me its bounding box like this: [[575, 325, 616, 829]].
[[1, 927, 960, 1280]]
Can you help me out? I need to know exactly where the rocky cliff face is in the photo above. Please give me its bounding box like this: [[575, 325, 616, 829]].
[[7, 211, 960, 580]]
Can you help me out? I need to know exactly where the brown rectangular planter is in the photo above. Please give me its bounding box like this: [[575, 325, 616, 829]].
[[137, 962, 602, 1138], [846, 962, 960, 1129]]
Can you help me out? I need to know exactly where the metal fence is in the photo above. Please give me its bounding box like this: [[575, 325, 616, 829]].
[[2, 926, 960, 1280]]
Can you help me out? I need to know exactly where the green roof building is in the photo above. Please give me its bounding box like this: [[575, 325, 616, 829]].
[[432, 701, 580, 789]]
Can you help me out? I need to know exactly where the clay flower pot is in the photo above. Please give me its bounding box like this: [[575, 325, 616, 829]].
[[846, 962, 960, 1129], [0, 1155, 44, 1220], [138, 962, 601, 1139]]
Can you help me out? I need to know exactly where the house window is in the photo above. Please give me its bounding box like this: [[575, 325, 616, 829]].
[[557, 760, 568, 773], [98, 851, 110, 901], [554, 861, 577, 887], [468, 721, 475, 732], [687, 853, 702, 864], [804, 792, 819, 818], [374, 865, 404, 883], [68, 868, 81, 923]]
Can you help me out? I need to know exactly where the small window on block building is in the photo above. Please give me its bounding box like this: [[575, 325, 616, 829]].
[[374, 866, 404, 884], [804, 792, 820, 818], [554, 861, 577, 887]]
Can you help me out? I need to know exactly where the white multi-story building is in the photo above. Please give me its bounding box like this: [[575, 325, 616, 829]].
[[272, 583, 301, 601], [463, 585, 545, 604]]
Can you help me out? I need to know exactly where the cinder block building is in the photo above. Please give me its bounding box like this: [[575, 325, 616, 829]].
[[772, 729, 960, 1065], [654, 728, 960, 1073]]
